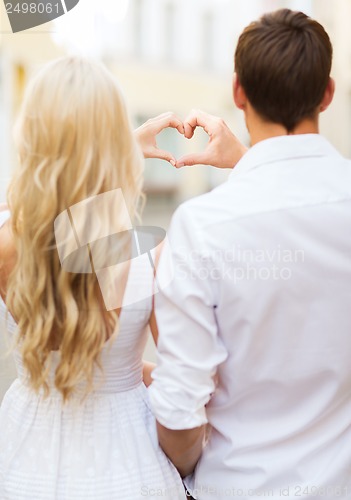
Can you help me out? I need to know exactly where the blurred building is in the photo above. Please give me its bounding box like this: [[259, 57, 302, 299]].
[[0, 6, 63, 200], [6, 1, 343, 213], [312, 0, 351, 159], [0, 0, 350, 399], [52, 0, 256, 227], [1, 0, 241, 212], [0, 0, 317, 222]]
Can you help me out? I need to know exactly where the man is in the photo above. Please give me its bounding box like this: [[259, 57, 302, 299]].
[[148, 9, 351, 500]]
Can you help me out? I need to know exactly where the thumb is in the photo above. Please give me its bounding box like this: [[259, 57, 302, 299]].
[[152, 148, 176, 165], [175, 153, 210, 168]]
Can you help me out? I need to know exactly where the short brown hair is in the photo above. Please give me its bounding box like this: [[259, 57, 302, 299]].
[[234, 9, 333, 132]]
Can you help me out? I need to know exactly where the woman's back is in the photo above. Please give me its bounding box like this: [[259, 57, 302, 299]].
[[0, 54, 186, 498], [0, 209, 184, 499]]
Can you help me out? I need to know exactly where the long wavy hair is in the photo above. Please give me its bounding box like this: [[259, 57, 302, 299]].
[[6, 57, 144, 400]]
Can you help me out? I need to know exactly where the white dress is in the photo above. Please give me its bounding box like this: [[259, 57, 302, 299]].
[[0, 211, 186, 500]]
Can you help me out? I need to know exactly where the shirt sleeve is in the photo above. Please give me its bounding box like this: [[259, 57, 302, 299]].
[[148, 204, 228, 430]]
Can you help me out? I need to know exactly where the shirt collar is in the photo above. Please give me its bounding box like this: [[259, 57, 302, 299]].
[[229, 134, 343, 179]]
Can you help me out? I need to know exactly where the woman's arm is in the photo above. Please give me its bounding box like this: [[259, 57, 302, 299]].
[[0, 214, 15, 301], [143, 361, 156, 388], [142, 310, 158, 387], [149, 309, 158, 345]]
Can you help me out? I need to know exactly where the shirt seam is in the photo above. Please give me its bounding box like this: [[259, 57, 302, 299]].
[[229, 153, 335, 179]]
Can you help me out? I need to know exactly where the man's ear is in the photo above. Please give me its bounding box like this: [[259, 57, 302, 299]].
[[233, 73, 247, 111], [320, 77, 335, 113]]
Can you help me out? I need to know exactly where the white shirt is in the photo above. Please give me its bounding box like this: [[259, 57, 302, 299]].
[[148, 134, 351, 500]]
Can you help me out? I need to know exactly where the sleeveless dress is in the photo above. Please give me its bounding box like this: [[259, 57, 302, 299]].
[[0, 211, 185, 500]]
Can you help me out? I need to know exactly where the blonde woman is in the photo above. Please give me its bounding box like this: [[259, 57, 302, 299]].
[[0, 57, 188, 499]]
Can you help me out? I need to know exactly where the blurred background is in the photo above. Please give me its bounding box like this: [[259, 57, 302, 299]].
[[1, 0, 350, 399]]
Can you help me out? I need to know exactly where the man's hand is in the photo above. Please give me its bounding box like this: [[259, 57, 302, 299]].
[[176, 110, 248, 169], [134, 112, 184, 166]]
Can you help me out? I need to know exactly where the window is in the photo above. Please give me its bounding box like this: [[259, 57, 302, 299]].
[[133, 0, 143, 58], [164, 2, 176, 63], [202, 10, 215, 70]]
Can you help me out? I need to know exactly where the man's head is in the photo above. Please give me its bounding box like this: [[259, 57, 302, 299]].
[[234, 9, 334, 133]]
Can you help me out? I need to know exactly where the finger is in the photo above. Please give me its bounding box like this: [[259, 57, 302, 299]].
[[175, 152, 212, 168], [150, 112, 185, 135], [152, 148, 176, 165], [183, 109, 221, 139]]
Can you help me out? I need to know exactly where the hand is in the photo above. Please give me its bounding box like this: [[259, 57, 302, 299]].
[[143, 361, 156, 387], [176, 110, 248, 169], [134, 112, 184, 166]]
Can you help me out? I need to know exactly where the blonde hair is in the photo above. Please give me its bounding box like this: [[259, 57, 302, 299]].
[[6, 57, 144, 400]]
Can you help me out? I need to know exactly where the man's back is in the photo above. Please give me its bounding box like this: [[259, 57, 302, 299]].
[[150, 134, 351, 499]]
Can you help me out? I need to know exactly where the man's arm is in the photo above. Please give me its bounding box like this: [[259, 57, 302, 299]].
[[150, 292, 205, 477], [157, 423, 205, 478], [148, 205, 228, 476]]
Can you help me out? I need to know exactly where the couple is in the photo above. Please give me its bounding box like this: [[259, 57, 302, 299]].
[[1, 8, 351, 500]]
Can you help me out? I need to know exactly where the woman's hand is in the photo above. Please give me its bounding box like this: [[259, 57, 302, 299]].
[[134, 112, 184, 166], [143, 361, 156, 387]]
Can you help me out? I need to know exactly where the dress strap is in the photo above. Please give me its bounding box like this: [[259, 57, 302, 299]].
[[0, 210, 10, 229]]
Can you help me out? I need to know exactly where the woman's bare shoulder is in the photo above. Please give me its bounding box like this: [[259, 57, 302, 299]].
[[0, 204, 11, 248], [0, 208, 16, 294]]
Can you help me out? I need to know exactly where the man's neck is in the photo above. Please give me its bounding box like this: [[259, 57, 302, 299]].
[[248, 118, 319, 147]]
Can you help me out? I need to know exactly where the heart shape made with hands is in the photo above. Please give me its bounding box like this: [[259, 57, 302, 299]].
[[157, 122, 209, 167], [138, 110, 244, 170]]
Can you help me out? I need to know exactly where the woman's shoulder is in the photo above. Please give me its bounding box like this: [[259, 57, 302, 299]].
[[0, 206, 16, 297], [0, 205, 11, 247], [0, 205, 12, 248]]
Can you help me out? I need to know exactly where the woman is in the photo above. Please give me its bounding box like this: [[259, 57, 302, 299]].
[[0, 56, 187, 499]]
